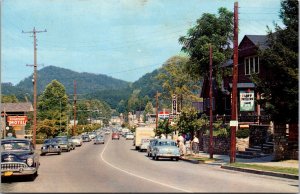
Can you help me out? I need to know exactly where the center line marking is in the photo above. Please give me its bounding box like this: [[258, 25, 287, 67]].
[[100, 137, 192, 193]]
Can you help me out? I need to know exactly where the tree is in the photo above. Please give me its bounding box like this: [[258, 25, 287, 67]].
[[179, 7, 233, 87], [155, 118, 174, 138], [143, 101, 154, 122], [1, 95, 19, 103], [176, 106, 207, 137], [37, 80, 69, 137], [254, 0, 298, 124], [156, 56, 201, 111]]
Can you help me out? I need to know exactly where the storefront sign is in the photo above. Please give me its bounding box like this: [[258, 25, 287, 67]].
[[7, 116, 28, 126], [240, 90, 255, 111]]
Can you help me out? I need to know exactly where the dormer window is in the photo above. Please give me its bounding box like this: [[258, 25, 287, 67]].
[[244, 56, 259, 75]]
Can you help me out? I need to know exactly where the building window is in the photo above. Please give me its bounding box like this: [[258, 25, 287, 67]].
[[244, 56, 259, 75]]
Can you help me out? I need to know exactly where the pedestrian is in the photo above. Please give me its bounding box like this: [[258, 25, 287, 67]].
[[178, 140, 186, 156], [192, 135, 199, 154]]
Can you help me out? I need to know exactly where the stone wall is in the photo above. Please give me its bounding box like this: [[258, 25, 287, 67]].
[[202, 135, 230, 155], [273, 124, 288, 161], [236, 137, 249, 151]]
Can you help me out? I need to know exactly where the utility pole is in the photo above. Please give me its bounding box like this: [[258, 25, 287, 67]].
[[209, 44, 213, 159], [155, 91, 160, 130], [230, 2, 239, 163], [23, 27, 46, 146], [73, 80, 77, 136]]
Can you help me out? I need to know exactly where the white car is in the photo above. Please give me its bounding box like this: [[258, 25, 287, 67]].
[[139, 138, 150, 152], [125, 132, 134, 140]]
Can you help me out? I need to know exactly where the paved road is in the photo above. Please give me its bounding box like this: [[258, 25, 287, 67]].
[[1, 135, 298, 193]]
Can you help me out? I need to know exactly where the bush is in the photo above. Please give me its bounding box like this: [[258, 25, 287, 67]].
[[236, 128, 250, 138]]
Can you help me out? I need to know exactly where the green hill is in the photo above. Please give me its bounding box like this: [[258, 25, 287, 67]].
[[16, 65, 130, 95]]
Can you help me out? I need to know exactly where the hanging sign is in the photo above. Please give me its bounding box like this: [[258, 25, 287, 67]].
[[240, 90, 255, 111]]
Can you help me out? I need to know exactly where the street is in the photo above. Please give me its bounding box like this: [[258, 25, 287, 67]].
[[1, 135, 298, 193]]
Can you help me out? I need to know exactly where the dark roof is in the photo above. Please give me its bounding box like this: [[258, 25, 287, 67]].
[[1, 103, 33, 112], [245, 35, 268, 50]]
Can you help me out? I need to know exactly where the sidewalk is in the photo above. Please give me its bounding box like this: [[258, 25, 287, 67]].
[[180, 151, 299, 180]]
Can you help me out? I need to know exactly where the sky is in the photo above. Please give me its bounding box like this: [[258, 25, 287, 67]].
[[2, 0, 283, 85]]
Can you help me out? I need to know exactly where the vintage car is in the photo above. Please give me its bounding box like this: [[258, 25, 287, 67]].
[[147, 139, 158, 157], [82, 134, 91, 142], [151, 139, 180, 161], [139, 138, 151, 152], [41, 138, 62, 156], [111, 132, 120, 140], [94, 135, 105, 144], [125, 132, 134, 140], [69, 136, 83, 147], [54, 136, 71, 152], [1, 138, 40, 180]]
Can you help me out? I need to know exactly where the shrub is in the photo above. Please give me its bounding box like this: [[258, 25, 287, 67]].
[[236, 128, 250, 138]]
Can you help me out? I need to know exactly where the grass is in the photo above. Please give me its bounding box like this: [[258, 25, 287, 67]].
[[228, 162, 299, 175]]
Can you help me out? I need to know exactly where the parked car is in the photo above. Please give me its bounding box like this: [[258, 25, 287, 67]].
[[1, 138, 40, 181], [54, 136, 71, 152], [112, 132, 120, 140], [87, 132, 97, 139], [94, 135, 105, 144], [125, 132, 134, 140], [68, 139, 76, 150], [41, 138, 62, 156], [69, 136, 83, 147], [139, 138, 151, 152], [82, 134, 91, 142], [151, 139, 180, 161], [147, 139, 158, 157]]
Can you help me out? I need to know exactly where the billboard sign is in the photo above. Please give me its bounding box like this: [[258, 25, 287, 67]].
[[172, 94, 177, 115]]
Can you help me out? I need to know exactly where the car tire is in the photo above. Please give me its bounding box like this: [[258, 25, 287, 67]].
[[58, 152, 61, 155], [40, 153, 45, 156], [152, 155, 155, 160], [175, 157, 179, 161], [155, 155, 159, 161], [28, 171, 37, 181]]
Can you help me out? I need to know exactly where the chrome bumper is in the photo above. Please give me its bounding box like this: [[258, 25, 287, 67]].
[[1, 162, 37, 176]]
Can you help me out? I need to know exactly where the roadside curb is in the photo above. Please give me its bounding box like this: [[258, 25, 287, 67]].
[[179, 157, 200, 164], [221, 165, 299, 180]]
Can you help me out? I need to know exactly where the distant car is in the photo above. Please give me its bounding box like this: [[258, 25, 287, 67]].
[[112, 132, 120, 140], [54, 136, 71, 152], [139, 138, 151, 152], [94, 135, 105, 144], [41, 138, 62, 156], [125, 132, 134, 140], [152, 139, 180, 161], [1, 138, 40, 181], [82, 134, 91, 142], [69, 136, 83, 147], [147, 139, 158, 157], [105, 130, 110, 135]]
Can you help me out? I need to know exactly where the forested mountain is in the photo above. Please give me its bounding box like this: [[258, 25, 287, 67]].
[[2, 65, 166, 111], [15, 66, 130, 95], [131, 68, 164, 98]]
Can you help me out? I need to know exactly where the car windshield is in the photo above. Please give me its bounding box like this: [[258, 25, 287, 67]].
[[1, 141, 31, 151], [157, 141, 177, 146]]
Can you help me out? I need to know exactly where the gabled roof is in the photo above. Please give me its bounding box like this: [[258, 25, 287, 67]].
[[242, 35, 269, 50], [1, 103, 33, 112]]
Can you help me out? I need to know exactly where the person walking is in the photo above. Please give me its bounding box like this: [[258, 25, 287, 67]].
[[192, 135, 199, 154]]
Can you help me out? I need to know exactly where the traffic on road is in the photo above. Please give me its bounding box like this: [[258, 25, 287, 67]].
[[1, 125, 298, 193]]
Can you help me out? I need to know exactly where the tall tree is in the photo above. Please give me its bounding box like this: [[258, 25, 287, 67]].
[[156, 56, 201, 111], [37, 80, 69, 137], [179, 7, 233, 87], [254, 0, 298, 124]]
